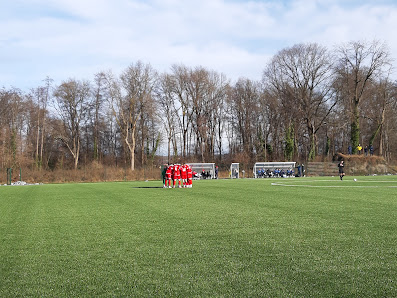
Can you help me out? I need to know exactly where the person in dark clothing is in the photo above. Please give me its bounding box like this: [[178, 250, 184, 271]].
[[338, 160, 345, 180], [370, 145, 374, 156], [161, 164, 168, 187]]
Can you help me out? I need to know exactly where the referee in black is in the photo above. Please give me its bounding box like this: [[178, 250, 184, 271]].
[[338, 160, 345, 180]]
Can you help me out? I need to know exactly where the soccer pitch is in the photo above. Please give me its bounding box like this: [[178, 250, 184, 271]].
[[1, 176, 396, 296]]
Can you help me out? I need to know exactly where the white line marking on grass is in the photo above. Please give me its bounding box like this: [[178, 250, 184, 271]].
[[271, 182, 397, 188], [351, 180, 397, 183], [272, 183, 378, 188], [273, 179, 397, 183]]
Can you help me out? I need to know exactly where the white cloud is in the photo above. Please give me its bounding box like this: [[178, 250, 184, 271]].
[[1, 0, 397, 90]]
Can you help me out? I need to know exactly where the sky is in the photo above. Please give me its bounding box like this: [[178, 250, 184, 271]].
[[2, 0, 397, 91]]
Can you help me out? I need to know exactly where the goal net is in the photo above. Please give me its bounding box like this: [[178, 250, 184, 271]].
[[253, 162, 296, 178], [189, 163, 216, 179], [230, 163, 239, 179]]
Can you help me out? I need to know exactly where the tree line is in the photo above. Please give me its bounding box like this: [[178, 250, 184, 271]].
[[1, 40, 396, 174]]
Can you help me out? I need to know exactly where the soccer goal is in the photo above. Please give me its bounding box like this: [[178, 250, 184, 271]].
[[230, 163, 239, 179], [189, 163, 216, 179], [253, 162, 296, 178]]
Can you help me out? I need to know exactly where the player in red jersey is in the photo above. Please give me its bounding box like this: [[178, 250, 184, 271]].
[[180, 164, 188, 188], [173, 164, 181, 188], [186, 164, 193, 188], [165, 165, 173, 188]]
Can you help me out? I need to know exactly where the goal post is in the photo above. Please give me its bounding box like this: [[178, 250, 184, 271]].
[[230, 163, 239, 179], [189, 163, 216, 179], [253, 162, 296, 178]]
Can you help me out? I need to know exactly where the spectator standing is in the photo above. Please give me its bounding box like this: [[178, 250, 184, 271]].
[[370, 145, 374, 156], [357, 144, 363, 154]]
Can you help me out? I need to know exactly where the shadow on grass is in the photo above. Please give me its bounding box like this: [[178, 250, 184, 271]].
[[131, 186, 164, 189]]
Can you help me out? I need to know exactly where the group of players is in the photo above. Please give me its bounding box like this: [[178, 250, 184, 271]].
[[256, 168, 295, 178], [163, 164, 194, 188]]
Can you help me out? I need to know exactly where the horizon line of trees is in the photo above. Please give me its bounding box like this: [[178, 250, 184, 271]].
[[1, 39, 397, 173]]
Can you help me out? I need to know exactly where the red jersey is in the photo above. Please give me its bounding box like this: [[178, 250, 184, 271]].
[[187, 166, 193, 179], [173, 164, 180, 178], [181, 165, 187, 179], [166, 166, 172, 179]]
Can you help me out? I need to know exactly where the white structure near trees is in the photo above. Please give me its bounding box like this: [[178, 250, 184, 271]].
[[189, 163, 216, 179], [253, 162, 296, 178], [230, 163, 239, 178]]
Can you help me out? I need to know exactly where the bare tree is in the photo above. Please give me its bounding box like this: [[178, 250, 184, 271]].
[[228, 78, 261, 158], [53, 79, 92, 170], [91, 72, 108, 161], [170, 64, 194, 159], [0, 88, 26, 167], [156, 73, 179, 163], [263, 43, 335, 160], [186, 67, 211, 161], [361, 76, 396, 156], [107, 62, 157, 172], [206, 71, 229, 161], [30, 77, 52, 169], [335, 40, 392, 154]]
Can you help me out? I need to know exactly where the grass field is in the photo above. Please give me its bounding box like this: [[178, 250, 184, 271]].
[[1, 176, 397, 296]]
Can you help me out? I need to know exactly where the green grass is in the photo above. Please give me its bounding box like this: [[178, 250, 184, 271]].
[[1, 176, 397, 296]]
